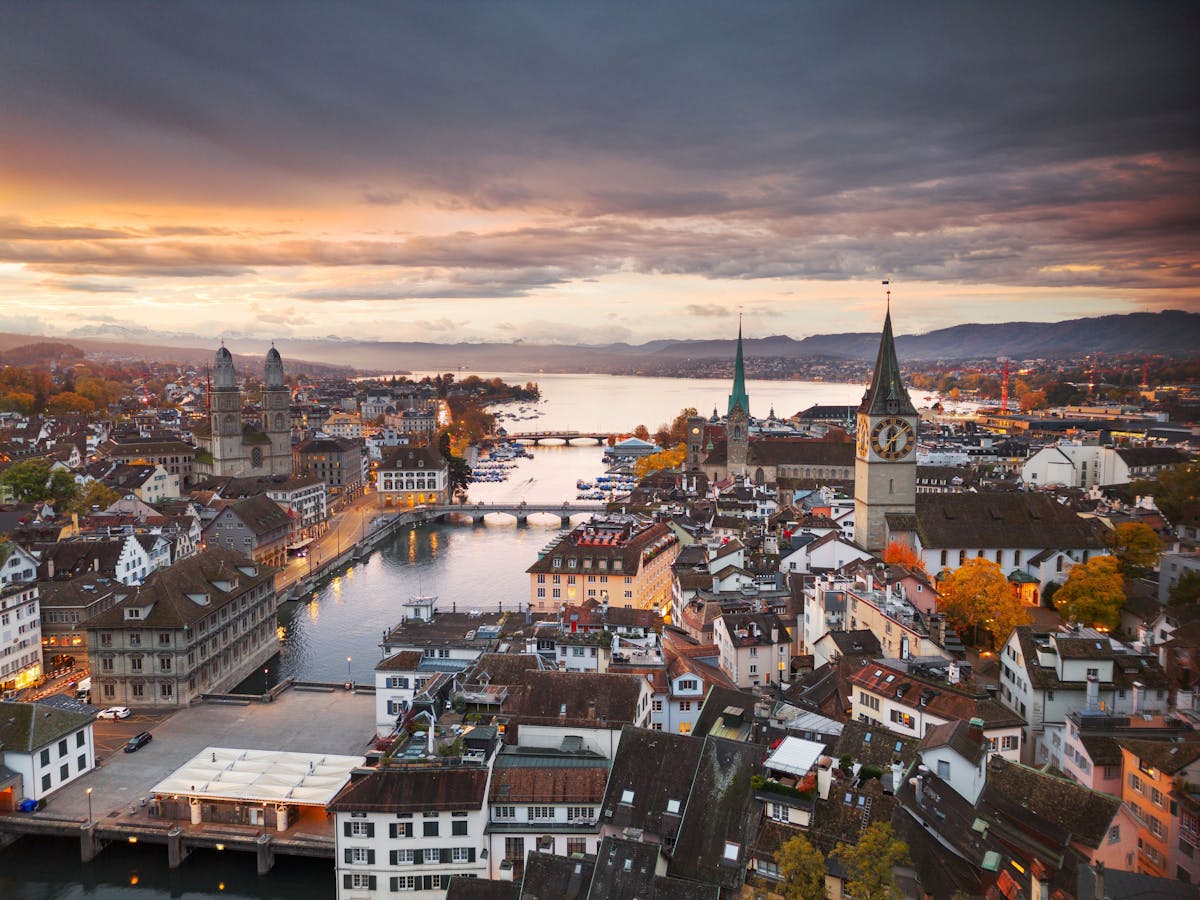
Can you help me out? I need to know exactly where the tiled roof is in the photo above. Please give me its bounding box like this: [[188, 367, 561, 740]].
[[85, 547, 275, 630], [0, 701, 94, 753], [512, 671, 645, 725], [602, 727, 705, 839], [850, 662, 1025, 728], [1116, 737, 1200, 775], [328, 767, 487, 813], [489, 758, 608, 804], [515, 852, 592, 900], [375, 651, 425, 672], [912, 493, 1109, 550]]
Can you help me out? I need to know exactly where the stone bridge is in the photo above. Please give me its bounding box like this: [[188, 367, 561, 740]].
[[489, 430, 613, 445], [422, 501, 608, 526]]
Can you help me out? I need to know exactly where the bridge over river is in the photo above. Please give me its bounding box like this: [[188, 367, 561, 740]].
[[397, 501, 609, 526], [488, 429, 614, 445]]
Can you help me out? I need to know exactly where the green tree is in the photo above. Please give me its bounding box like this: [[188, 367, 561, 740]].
[[438, 432, 472, 494], [1106, 522, 1163, 575], [938, 558, 1029, 648], [1143, 463, 1200, 525], [1169, 570, 1200, 606], [0, 459, 77, 504], [775, 833, 827, 899], [832, 821, 910, 900], [1054, 556, 1125, 629], [67, 481, 123, 515]]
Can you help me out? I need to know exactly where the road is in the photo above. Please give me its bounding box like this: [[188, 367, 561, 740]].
[[275, 490, 389, 593]]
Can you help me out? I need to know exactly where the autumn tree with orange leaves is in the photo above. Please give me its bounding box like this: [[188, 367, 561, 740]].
[[884, 541, 925, 573], [938, 558, 1029, 649]]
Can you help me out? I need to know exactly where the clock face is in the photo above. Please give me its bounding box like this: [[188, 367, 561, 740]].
[[856, 421, 870, 458], [870, 417, 915, 461], [691, 426, 701, 435]]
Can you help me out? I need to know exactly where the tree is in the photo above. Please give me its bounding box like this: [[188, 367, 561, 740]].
[[1019, 389, 1047, 412], [1169, 570, 1200, 606], [632, 424, 650, 441], [67, 481, 123, 515], [1054, 556, 1125, 629], [938, 558, 1029, 648], [1145, 463, 1200, 525], [775, 833, 827, 899], [883, 541, 925, 573], [438, 431, 472, 494], [45, 390, 95, 415], [832, 821, 909, 900], [0, 459, 77, 504], [633, 445, 687, 479], [1106, 522, 1163, 575]]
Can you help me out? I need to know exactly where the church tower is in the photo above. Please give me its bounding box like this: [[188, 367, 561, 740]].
[[726, 317, 750, 477], [853, 294, 917, 552], [262, 346, 292, 475], [210, 344, 244, 475]]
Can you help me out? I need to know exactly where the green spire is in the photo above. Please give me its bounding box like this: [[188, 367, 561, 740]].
[[728, 316, 750, 416], [860, 304, 916, 417]]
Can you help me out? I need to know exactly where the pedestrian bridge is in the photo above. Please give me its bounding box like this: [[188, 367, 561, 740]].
[[422, 501, 608, 526]]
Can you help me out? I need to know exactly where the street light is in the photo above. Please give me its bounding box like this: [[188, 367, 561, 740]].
[[346, 656, 352, 683], [86, 787, 93, 825], [263, 667, 270, 692]]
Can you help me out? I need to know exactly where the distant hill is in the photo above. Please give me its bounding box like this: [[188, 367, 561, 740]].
[[0, 310, 1194, 373]]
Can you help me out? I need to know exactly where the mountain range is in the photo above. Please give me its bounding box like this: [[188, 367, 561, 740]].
[[1, 310, 1195, 373]]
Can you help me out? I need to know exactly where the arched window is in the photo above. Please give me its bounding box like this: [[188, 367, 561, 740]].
[[754, 468, 765, 485]]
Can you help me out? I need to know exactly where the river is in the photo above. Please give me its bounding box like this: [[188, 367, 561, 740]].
[[0, 373, 862, 898]]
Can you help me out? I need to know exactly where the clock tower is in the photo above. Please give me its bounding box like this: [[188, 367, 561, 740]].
[[853, 300, 917, 552]]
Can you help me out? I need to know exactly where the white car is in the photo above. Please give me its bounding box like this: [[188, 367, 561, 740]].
[[96, 706, 131, 720]]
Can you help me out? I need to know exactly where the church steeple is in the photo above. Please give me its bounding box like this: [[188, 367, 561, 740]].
[[727, 315, 750, 416], [859, 300, 916, 417]]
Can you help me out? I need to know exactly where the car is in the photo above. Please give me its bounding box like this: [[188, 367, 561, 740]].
[[97, 706, 131, 720], [124, 732, 153, 752]]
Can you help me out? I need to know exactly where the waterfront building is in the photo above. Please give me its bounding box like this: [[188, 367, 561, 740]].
[[0, 700, 95, 804], [264, 474, 329, 543], [194, 346, 293, 479], [854, 305, 919, 553], [37, 575, 129, 663], [328, 733, 498, 899], [0, 581, 42, 696], [525, 516, 679, 615], [375, 445, 449, 508], [85, 547, 279, 709]]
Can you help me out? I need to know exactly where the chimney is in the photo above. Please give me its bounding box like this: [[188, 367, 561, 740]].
[[890, 758, 904, 792], [47, 558, 54, 579], [816, 756, 834, 800], [967, 717, 984, 746], [1132, 681, 1143, 715], [947, 660, 960, 684], [771, 623, 779, 645], [1086, 674, 1100, 713], [1030, 859, 1050, 900], [586, 700, 596, 721]]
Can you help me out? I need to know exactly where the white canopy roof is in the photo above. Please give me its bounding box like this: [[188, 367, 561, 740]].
[[151, 746, 365, 807], [764, 736, 826, 778]]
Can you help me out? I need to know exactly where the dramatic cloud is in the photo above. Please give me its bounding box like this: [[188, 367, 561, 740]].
[[0, 1, 1195, 342]]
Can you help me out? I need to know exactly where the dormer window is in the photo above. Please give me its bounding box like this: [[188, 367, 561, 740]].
[[552, 557, 562, 568]]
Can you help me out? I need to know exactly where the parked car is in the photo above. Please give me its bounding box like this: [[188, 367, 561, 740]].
[[124, 732, 153, 752], [97, 706, 131, 720]]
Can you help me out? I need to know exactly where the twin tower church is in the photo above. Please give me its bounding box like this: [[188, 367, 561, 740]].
[[193, 345, 293, 479], [686, 306, 918, 554]]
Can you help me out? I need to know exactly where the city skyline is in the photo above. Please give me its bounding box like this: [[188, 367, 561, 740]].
[[1, 2, 1197, 346]]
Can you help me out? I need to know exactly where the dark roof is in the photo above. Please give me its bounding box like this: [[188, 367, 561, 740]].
[[516, 852, 594, 900], [691, 685, 764, 741], [835, 720, 921, 770], [602, 727, 705, 839], [513, 671, 646, 727], [379, 444, 445, 470], [1116, 737, 1200, 774], [747, 440, 854, 468], [586, 838, 659, 900], [489, 755, 608, 804], [669, 736, 764, 890], [920, 719, 986, 766], [85, 547, 275, 630], [225, 494, 291, 537], [911, 492, 1108, 550], [1114, 446, 1188, 468], [466, 653, 545, 686], [0, 701, 94, 752], [978, 756, 1120, 851], [328, 767, 488, 813], [375, 651, 425, 672]]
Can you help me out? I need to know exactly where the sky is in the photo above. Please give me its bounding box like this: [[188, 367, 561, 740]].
[[1, 1, 1197, 347]]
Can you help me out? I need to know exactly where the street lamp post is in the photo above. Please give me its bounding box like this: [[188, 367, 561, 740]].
[[86, 787, 93, 825], [263, 667, 270, 692], [346, 656, 352, 685]]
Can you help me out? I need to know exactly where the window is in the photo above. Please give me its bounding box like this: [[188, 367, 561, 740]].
[[389, 822, 413, 838], [566, 838, 587, 856], [679, 701, 692, 712], [723, 841, 739, 861], [890, 710, 914, 729], [41, 774, 51, 791], [346, 874, 372, 890], [493, 806, 516, 820], [347, 847, 372, 863], [1108, 825, 1120, 843], [567, 807, 593, 821], [528, 806, 555, 820], [58, 739, 68, 757], [770, 802, 789, 822], [1001, 735, 1018, 751], [346, 820, 373, 837], [423, 820, 439, 837], [76, 732, 85, 748], [937, 759, 950, 779], [77, 755, 87, 771], [452, 819, 468, 836], [60, 764, 70, 781], [620, 789, 635, 804], [1130, 773, 1144, 793], [40, 749, 50, 767], [160, 683, 173, 698], [652, 700, 663, 712]]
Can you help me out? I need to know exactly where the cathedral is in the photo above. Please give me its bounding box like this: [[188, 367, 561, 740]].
[[194, 346, 293, 478]]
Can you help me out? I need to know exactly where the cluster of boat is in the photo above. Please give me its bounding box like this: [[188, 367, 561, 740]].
[[576, 473, 638, 500], [494, 404, 543, 422], [470, 442, 532, 483]]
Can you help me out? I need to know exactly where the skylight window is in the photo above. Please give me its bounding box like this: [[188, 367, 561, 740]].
[[873, 669, 883, 677], [723, 842, 740, 861], [620, 789, 634, 804], [666, 799, 680, 814]]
